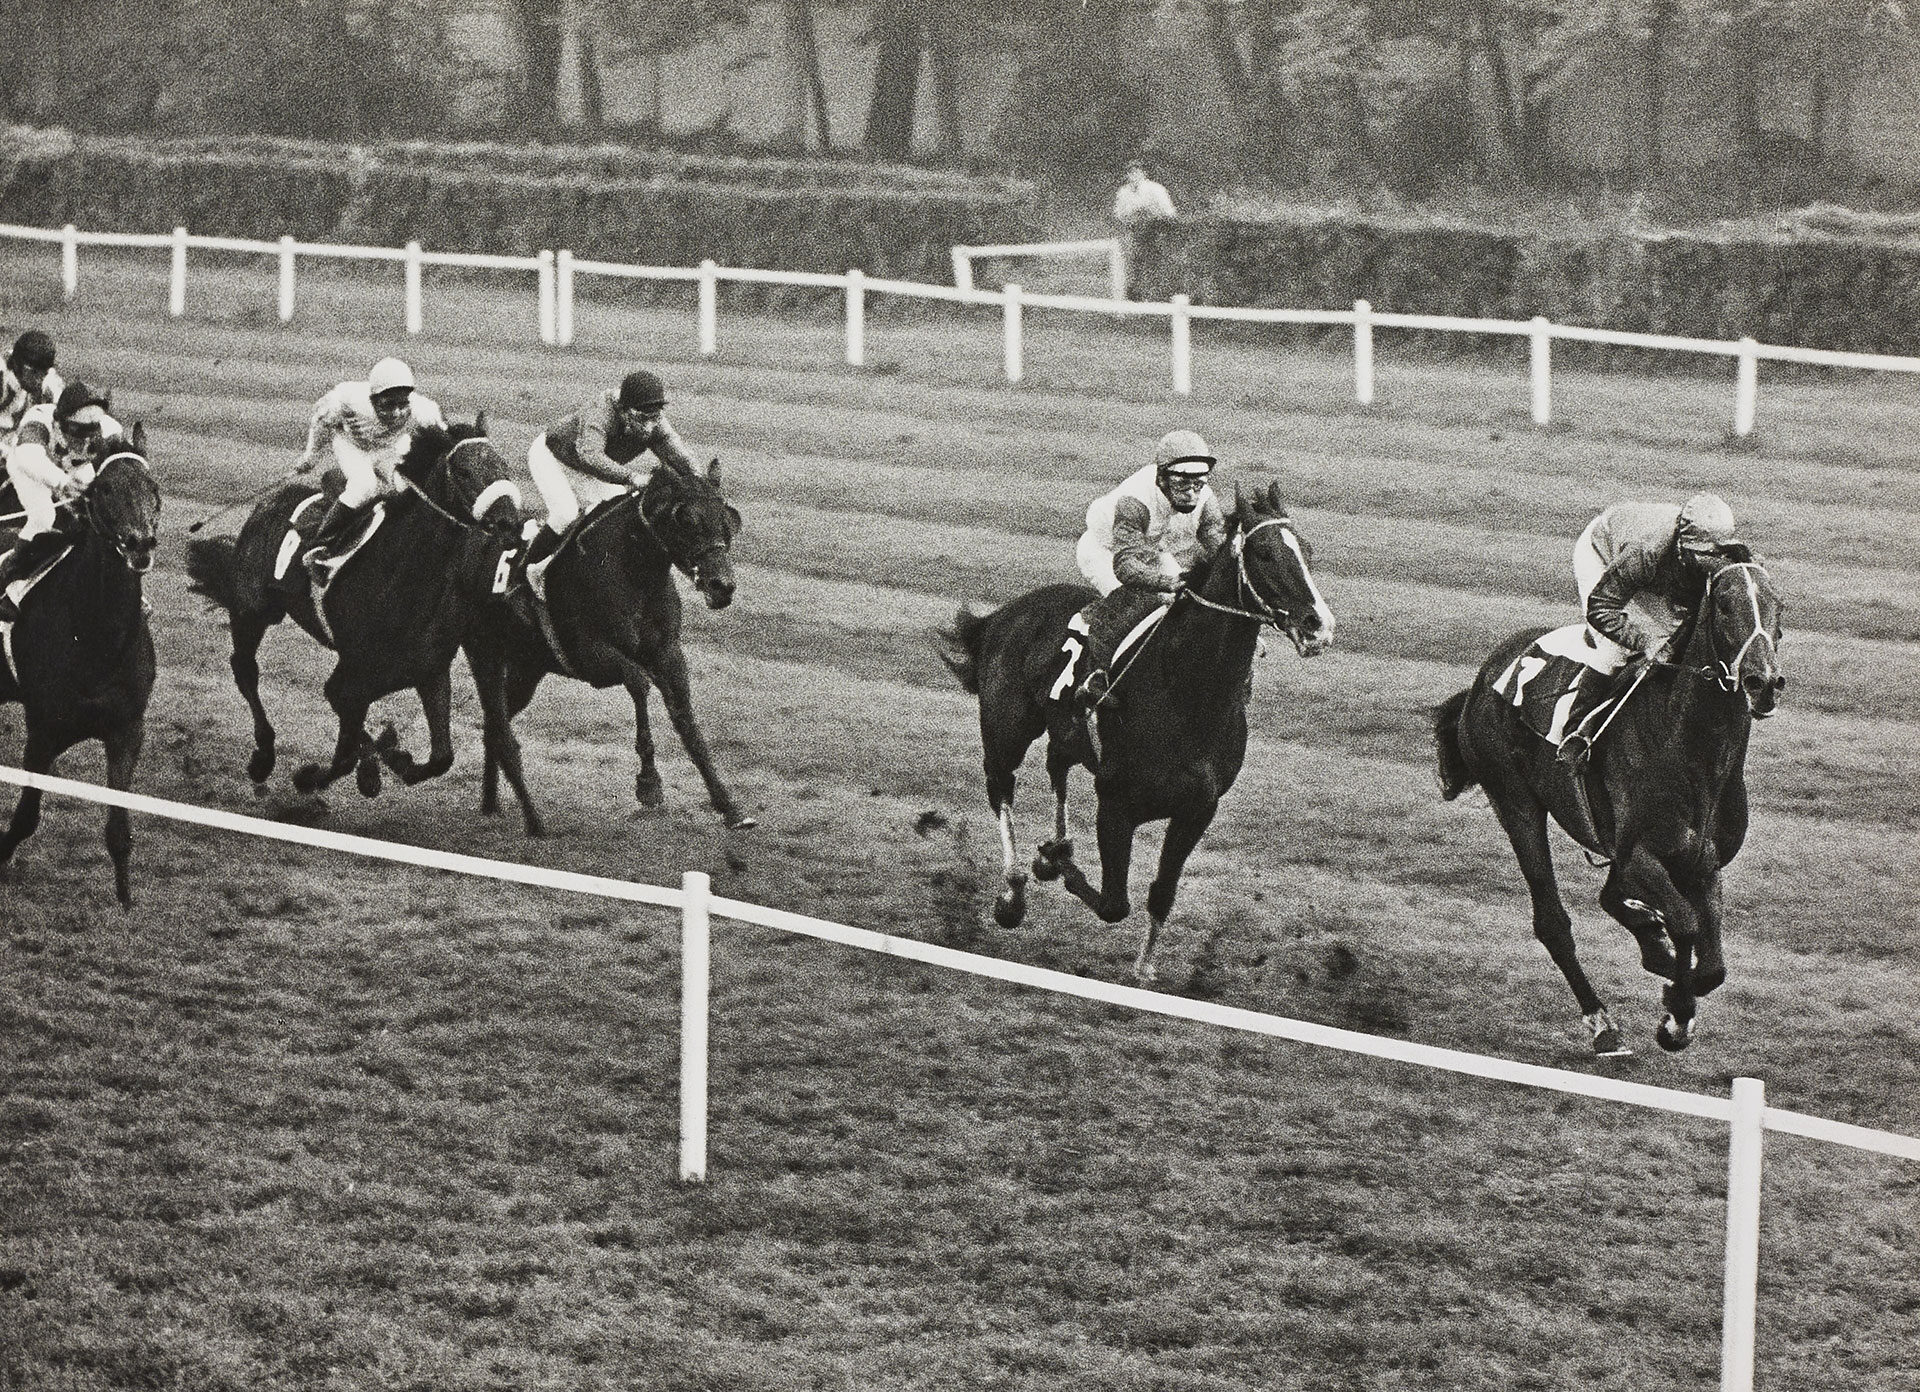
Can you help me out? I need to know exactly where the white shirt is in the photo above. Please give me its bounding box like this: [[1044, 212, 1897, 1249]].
[[1113, 177, 1176, 225], [301, 381, 445, 463], [1084, 464, 1213, 569], [0, 364, 64, 437]]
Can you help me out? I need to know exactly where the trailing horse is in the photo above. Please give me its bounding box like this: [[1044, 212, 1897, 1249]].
[[465, 455, 752, 836], [0, 436, 161, 906], [184, 418, 523, 801], [942, 482, 1334, 983], [1432, 560, 1785, 1055]]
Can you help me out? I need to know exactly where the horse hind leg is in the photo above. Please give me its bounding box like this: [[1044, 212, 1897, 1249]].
[[228, 607, 281, 786], [1488, 787, 1628, 1057], [102, 719, 145, 908], [0, 729, 58, 876], [375, 669, 456, 786], [991, 798, 1028, 930], [1032, 736, 1077, 882]]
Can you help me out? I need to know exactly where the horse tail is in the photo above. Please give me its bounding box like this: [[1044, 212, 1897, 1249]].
[[1432, 687, 1477, 801], [937, 605, 989, 694], [184, 537, 240, 614]]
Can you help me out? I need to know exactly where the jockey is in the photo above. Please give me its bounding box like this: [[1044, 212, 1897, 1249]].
[[0, 330, 64, 437], [1577, 492, 1743, 671], [1057, 429, 1228, 708], [296, 357, 446, 564], [0, 380, 125, 619], [521, 368, 699, 577]]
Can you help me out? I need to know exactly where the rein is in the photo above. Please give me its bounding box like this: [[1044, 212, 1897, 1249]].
[[401, 435, 517, 530]]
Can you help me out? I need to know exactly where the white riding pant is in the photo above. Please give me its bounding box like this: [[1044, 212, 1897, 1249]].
[[1573, 516, 1669, 671], [332, 435, 407, 509], [527, 433, 623, 533]]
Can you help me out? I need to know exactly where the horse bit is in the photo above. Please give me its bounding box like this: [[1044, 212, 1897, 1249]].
[[1182, 517, 1316, 650]]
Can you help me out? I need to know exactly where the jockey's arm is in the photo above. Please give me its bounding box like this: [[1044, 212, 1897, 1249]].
[[1109, 498, 1183, 593], [295, 390, 346, 471], [1195, 494, 1228, 558], [1585, 546, 1661, 653], [642, 417, 698, 474], [3, 437, 71, 496]]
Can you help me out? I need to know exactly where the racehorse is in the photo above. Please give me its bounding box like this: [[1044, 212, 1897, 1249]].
[[464, 455, 752, 836], [1432, 559, 1785, 1055], [941, 481, 1334, 983], [184, 418, 523, 801], [0, 435, 161, 906]]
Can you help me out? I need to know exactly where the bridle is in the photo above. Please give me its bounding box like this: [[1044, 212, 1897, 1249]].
[[1693, 560, 1778, 696], [1180, 516, 1321, 653], [629, 471, 732, 587], [402, 434, 521, 530], [77, 449, 161, 571]]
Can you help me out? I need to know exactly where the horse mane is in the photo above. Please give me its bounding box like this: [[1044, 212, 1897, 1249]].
[[396, 418, 486, 486]]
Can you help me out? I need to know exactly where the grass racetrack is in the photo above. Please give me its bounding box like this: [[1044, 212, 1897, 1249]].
[[2, 248, 1917, 1390]]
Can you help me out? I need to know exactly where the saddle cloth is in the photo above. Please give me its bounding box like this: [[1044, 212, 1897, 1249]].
[[274, 494, 386, 584], [1490, 623, 1618, 748]]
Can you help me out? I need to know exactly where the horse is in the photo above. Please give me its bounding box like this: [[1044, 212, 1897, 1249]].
[[464, 455, 752, 837], [941, 481, 1334, 983], [0, 434, 161, 906], [184, 418, 524, 801], [1432, 559, 1785, 1056]]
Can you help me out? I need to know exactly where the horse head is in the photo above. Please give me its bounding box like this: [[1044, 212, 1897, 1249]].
[[1693, 558, 1785, 719], [637, 456, 741, 610], [399, 415, 524, 535], [81, 423, 162, 575], [1229, 481, 1334, 656]]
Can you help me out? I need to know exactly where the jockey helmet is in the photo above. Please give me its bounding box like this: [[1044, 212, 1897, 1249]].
[[10, 330, 55, 373], [1154, 429, 1215, 477], [618, 369, 668, 413], [1676, 492, 1736, 557], [367, 357, 415, 398], [55, 380, 110, 425]]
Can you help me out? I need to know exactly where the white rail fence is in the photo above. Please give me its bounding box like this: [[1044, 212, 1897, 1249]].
[[10, 220, 1920, 440], [2, 765, 1916, 1392]]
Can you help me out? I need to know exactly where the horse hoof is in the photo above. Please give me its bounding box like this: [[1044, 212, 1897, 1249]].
[[1590, 1027, 1632, 1059], [247, 749, 276, 783], [724, 812, 757, 831], [1655, 1015, 1692, 1053], [1132, 962, 1158, 986], [372, 723, 399, 754], [993, 891, 1027, 930], [356, 759, 383, 799], [523, 816, 547, 839], [291, 764, 326, 794], [636, 776, 665, 809]]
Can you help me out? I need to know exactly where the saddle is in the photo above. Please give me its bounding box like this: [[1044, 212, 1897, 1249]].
[[1490, 623, 1625, 753]]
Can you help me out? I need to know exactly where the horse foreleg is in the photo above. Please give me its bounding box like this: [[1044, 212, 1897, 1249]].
[[229, 608, 280, 786], [1490, 788, 1626, 1056], [293, 673, 375, 797], [1600, 849, 1680, 980], [637, 646, 754, 830], [623, 669, 664, 809], [1650, 859, 1718, 1054], [377, 668, 456, 786], [1033, 732, 1077, 877], [102, 720, 145, 909], [0, 729, 57, 874], [1136, 805, 1218, 985], [469, 649, 545, 836], [992, 801, 1027, 929], [1054, 797, 1135, 930]]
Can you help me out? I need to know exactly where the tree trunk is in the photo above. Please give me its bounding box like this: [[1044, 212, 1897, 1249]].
[[926, 11, 963, 156], [786, 0, 833, 151], [1204, 0, 1252, 99], [1472, 2, 1529, 178], [506, 0, 565, 130], [863, 0, 923, 158], [1641, 0, 1673, 182], [577, 20, 605, 133]]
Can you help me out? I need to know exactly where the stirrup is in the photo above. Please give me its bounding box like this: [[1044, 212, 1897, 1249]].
[[1075, 668, 1111, 710], [1557, 732, 1592, 767]]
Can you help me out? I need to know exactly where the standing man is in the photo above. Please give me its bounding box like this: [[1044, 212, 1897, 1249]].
[[1111, 160, 1178, 300], [295, 357, 446, 566]]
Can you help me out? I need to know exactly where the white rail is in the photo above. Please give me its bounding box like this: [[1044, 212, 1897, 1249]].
[[1, 762, 1916, 1392], [8, 220, 1920, 439]]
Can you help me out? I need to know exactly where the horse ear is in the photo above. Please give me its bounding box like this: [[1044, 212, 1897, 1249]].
[[474, 409, 489, 436], [130, 421, 148, 454], [1264, 480, 1287, 516], [706, 457, 723, 486], [725, 504, 742, 534], [1233, 480, 1255, 525]]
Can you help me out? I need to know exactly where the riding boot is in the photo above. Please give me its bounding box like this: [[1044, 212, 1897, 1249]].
[[1073, 587, 1166, 709], [303, 499, 369, 568], [523, 524, 565, 600], [0, 529, 74, 622]]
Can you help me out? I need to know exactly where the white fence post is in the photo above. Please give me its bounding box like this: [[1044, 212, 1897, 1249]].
[[951, 245, 973, 293], [556, 249, 575, 348], [404, 241, 423, 335], [277, 235, 297, 323], [537, 249, 557, 347], [1530, 316, 1553, 426], [698, 259, 718, 356], [168, 226, 188, 318], [60, 224, 78, 301], [1002, 283, 1024, 384], [679, 870, 712, 1184], [845, 268, 866, 368], [1720, 1077, 1766, 1392], [1353, 299, 1375, 406], [1734, 338, 1759, 438], [1171, 293, 1192, 397], [1108, 239, 1127, 302]]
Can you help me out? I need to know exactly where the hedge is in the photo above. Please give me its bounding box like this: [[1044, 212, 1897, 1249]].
[[0, 134, 1039, 285], [1130, 212, 1920, 357]]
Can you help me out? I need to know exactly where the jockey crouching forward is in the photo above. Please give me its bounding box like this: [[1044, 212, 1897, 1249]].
[[0, 330, 65, 437], [1057, 430, 1228, 708], [1558, 491, 1744, 761], [296, 357, 446, 568], [0, 381, 124, 620], [521, 369, 699, 590]]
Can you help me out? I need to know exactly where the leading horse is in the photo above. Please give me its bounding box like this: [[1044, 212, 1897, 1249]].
[[1433, 560, 1785, 1055], [464, 455, 752, 836], [942, 482, 1334, 983], [0, 436, 161, 906], [185, 419, 523, 800]]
